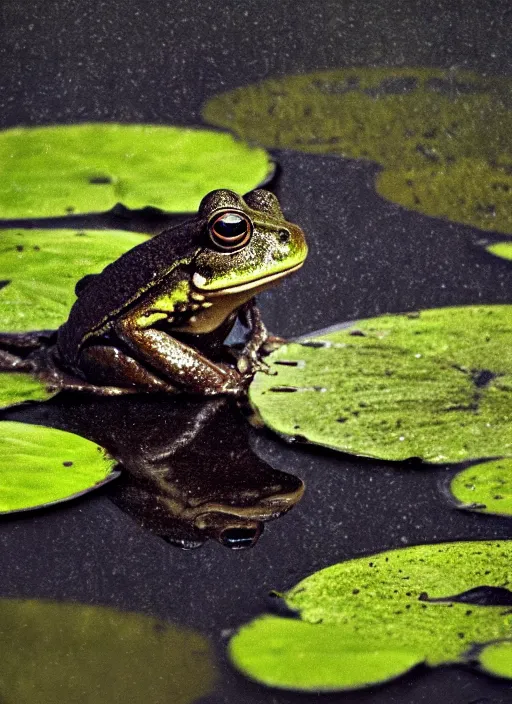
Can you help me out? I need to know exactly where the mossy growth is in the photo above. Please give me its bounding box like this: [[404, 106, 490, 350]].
[[204, 68, 512, 234]]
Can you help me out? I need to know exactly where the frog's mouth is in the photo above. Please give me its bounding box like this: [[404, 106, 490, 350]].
[[192, 261, 304, 296]]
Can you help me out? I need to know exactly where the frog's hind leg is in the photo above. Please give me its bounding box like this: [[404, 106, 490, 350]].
[[78, 345, 177, 393]]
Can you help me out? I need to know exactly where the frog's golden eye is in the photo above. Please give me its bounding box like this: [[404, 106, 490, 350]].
[[208, 210, 252, 251]]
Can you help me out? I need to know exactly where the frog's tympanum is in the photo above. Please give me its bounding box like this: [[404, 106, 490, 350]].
[[10, 189, 300, 396]]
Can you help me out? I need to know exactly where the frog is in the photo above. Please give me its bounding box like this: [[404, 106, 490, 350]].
[[33, 188, 307, 396]]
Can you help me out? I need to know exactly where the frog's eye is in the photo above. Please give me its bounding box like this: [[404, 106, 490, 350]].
[[208, 210, 252, 251]]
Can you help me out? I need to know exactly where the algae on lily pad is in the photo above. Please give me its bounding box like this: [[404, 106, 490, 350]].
[[0, 229, 148, 332], [204, 68, 512, 234], [229, 541, 512, 691], [249, 305, 512, 463], [0, 598, 217, 704], [0, 421, 119, 512], [486, 241, 512, 262], [0, 372, 55, 409], [0, 123, 271, 217], [450, 459, 512, 517]]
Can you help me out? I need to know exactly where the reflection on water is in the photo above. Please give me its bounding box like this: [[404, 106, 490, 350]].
[[0, 598, 216, 704], [5, 394, 304, 549]]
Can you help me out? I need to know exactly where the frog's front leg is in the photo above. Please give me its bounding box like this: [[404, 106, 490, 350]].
[[236, 300, 272, 375], [114, 315, 242, 396]]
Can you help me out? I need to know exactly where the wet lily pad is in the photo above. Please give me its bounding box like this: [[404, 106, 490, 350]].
[[229, 541, 512, 691], [249, 305, 512, 463], [204, 68, 512, 234], [0, 598, 216, 704], [486, 241, 512, 262], [449, 459, 512, 516], [0, 372, 55, 409], [0, 421, 119, 512], [0, 124, 271, 217], [478, 641, 512, 679], [0, 229, 148, 332]]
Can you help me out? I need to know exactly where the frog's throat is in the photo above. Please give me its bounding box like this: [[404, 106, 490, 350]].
[[192, 261, 304, 296]]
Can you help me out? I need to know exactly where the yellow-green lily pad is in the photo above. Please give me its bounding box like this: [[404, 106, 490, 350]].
[[249, 305, 512, 463], [204, 68, 512, 234], [486, 241, 512, 262], [450, 459, 512, 516], [0, 229, 148, 332], [229, 617, 423, 691], [478, 641, 512, 679], [229, 541, 512, 691], [0, 372, 55, 409], [0, 598, 217, 704], [0, 123, 271, 217], [0, 421, 119, 512]]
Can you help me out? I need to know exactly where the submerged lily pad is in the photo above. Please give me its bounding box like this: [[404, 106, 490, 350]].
[[449, 459, 512, 516], [0, 421, 119, 512], [0, 123, 271, 217], [0, 372, 55, 409], [0, 229, 148, 332], [0, 598, 216, 704], [229, 541, 512, 691], [249, 305, 512, 463], [486, 241, 512, 262], [204, 68, 512, 234]]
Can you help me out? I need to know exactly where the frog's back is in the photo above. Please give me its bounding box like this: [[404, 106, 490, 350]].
[[57, 219, 201, 363]]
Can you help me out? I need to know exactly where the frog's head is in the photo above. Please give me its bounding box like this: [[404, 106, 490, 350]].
[[191, 189, 308, 296]]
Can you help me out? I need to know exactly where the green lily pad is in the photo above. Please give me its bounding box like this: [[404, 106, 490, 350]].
[[249, 305, 512, 462], [229, 541, 512, 691], [377, 159, 512, 235], [0, 421, 119, 512], [0, 123, 271, 217], [449, 459, 512, 516], [486, 241, 512, 262], [0, 598, 217, 704], [229, 616, 423, 691], [0, 229, 148, 332], [478, 640, 512, 679], [204, 68, 512, 234], [0, 372, 55, 409]]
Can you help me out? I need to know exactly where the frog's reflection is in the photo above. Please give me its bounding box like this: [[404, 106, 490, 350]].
[[23, 394, 304, 549]]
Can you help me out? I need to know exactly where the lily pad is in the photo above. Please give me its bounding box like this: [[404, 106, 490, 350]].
[[229, 616, 423, 691], [0, 421, 119, 512], [249, 305, 512, 462], [229, 541, 512, 691], [449, 459, 512, 516], [204, 68, 512, 234], [478, 641, 512, 679], [0, 597, 216, 704], [0, 229, 148, 332], [0, 123, 271, 217], [486, 241, 512, 262], [0, 372, 55, 409]]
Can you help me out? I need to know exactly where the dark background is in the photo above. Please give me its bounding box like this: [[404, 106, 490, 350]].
[[1, 1, 512, 702]]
